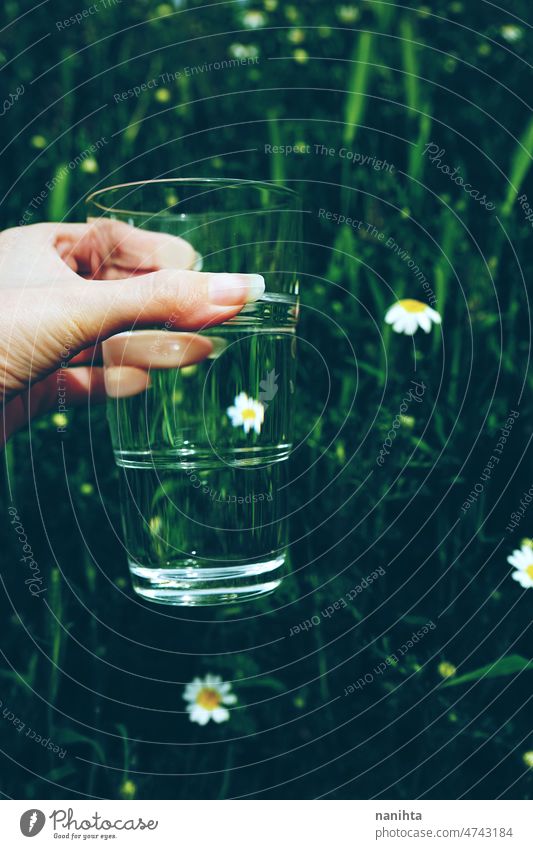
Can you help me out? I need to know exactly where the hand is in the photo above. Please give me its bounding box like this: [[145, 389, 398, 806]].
[[0, 220, 264, 443]]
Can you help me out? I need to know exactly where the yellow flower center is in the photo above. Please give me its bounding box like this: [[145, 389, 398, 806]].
[[398, 299, 427, 313], [242, 408, 257, 420], [526, 564, 533, 580], [196, 687, 221, 710]]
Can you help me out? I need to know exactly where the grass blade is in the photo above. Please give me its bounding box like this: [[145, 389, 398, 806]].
[[502, 114, 533, 217], [343, 30, 374, 147]]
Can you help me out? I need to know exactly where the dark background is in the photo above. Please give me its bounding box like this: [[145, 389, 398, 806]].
[[1, 0, 532, 799]]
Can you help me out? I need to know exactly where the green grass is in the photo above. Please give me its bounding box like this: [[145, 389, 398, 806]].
[[0, 0, 532, 801]]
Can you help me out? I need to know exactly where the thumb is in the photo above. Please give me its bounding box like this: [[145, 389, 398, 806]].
[[76, 268, 265, 341]]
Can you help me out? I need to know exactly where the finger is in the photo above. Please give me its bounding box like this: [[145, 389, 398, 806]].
[[61, 365, 107, 404], [102, 331, 215, 398], [80, 266, 163, 280], [55, 219, 198, 277], [102, 367, 150, 399], [69, 344, 103, 366], [102, 330, 214, 368]]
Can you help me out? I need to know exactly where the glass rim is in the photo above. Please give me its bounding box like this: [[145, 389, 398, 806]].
[[85, 177, 299, 218]]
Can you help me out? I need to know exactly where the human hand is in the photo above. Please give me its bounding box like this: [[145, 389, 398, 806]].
[[0, 220, 264, 443]]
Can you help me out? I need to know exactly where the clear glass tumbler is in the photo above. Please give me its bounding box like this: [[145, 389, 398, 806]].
[[86, 179, 302, 605]]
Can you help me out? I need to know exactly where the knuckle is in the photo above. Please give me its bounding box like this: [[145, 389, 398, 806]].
[[143, 271, 199, 320]]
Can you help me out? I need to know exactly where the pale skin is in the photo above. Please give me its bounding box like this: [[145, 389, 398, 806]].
[[0, 220, 264, 444]]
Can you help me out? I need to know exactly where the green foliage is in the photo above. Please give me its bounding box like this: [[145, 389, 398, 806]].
[[343, 30, 374, 147], [0, 0, 532, 802], [443, 656, 533, 688], [502, 114, 533, 216]]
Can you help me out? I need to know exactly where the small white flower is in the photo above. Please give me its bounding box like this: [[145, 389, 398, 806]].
[[242, 10, 266, 28], [507, 543, 533, 588], [385, 299, 442, 335], [183, 674, 237, 726], [501, 25, 523, 44], [227, 391, 265, 434]]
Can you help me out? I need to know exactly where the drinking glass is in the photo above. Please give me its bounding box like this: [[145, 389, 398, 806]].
[[86, 179, 302, 605]]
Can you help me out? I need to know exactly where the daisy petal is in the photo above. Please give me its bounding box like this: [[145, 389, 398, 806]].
[[512, 570, 533, 588], [211, 707, 230, 723], [392, 318, 407, 333], [193, 710, 211, 726], [402, 316, 419, 335], [385, 305, 402, 323]]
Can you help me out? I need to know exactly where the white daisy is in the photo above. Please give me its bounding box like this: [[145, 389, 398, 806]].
[[227, 391, 265, 435], [385, 299, 442, 335], [183, 675, 237, 726], [507, 543, 533, 588]]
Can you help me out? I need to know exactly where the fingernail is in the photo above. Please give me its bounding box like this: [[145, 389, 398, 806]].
[[208, 273, 265, 306]]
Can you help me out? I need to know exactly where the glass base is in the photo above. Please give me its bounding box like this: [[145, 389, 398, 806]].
[[115, 446, 291, 470], [129, 556, 285, 606]]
